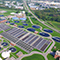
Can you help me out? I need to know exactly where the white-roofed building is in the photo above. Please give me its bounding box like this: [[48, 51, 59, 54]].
[[15, 6, 23, 9], [54, 50, 60, 59], [22, 11, 25, 14], [2, 50, 11, 58], [29, 6, 39, 10], [5, 3, 9, 6], [56, 51, 60, 56], [10, 12, 16, 15]]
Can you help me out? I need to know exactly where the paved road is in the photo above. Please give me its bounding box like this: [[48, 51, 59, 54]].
[[17, 51, 48, 60], [24, 0, 60, 33]]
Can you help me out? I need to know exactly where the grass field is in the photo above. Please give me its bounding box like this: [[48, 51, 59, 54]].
[[47, 21, 60, 30], [32, 49, 43, 53], [51, 41, 60, 52], [47, 54, 56, 60], [0, 31, 3, 34], [22, 54, 45, 60], [0, 9, 17, 16], [0, 8, 23, 16]]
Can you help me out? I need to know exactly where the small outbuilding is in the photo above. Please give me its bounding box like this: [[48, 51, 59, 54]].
[[10, 42, 16, 46], [16, 51, 23, 57]]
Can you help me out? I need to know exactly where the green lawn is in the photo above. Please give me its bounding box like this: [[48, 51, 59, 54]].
[[48, 21, 60, 31], [0, 31, 3, 34], [0, 39, 2, 41], [52, 41, 60, 52], [47, 54, 56, 60], [0, 8, 21, 16], [0, 48, 3, 51], [22, 54, 45, 60], [32, 49, 43, 53], [5, 27, 13, 32]]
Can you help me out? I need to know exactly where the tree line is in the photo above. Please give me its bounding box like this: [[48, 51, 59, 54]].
[[33, 8, 60, 22]]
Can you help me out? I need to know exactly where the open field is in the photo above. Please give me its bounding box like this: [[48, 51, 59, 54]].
[[0, 9, 17, 16], [47, 21, 60, 31], [51, 41, 60, 52], [0, 8, 24, 16], [47, 54, 56, 60], [22, 54, 45, 60], [0, 31, 3, 34]]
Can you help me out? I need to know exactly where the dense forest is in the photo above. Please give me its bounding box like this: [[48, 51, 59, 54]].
[[33, 8, 60, 22]]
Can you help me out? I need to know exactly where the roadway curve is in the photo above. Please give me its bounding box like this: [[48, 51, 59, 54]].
[[17, 51, 48, 60]]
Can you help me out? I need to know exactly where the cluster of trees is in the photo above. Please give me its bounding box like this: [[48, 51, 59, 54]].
[[33, 8, 60, 22], [25, 11, 32, 16]]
